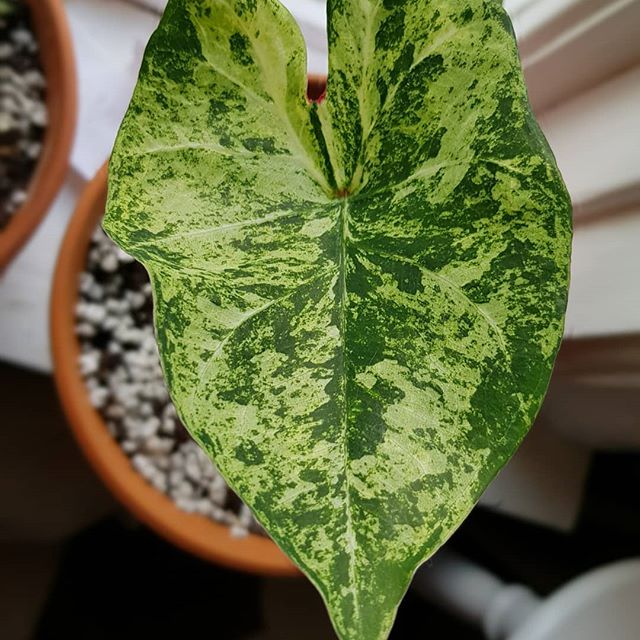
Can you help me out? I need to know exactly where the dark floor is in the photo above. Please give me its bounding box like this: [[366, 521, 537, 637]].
[[2, 361, 640, 639], [32, 452, 640, 639]]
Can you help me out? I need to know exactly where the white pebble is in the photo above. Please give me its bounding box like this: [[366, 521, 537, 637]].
[[79, 351, 100, 376], [100, 252, 119, 272], [77, 228, 261, 536], [230, 524, 249, 539]]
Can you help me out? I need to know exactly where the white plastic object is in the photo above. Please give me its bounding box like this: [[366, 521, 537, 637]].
[[511, 559, 640, 640], [414, 552, 640, 640], [412, 551, 540, 639]]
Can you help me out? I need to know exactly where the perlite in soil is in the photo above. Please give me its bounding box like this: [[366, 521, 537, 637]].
[[77, 227, 263, 538]]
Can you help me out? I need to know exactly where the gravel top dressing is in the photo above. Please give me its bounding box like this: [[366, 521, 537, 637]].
[[77, 227, 263, 538], [0, 0, 46, 231]]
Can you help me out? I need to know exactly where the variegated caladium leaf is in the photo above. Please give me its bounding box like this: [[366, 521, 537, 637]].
[[104, 0, 572, 638]]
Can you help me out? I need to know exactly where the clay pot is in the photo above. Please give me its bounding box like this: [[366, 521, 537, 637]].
[[51, 164, 297, 575], [0, 0, 77, 270]]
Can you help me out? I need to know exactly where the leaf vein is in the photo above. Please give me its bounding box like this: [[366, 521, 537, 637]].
[[188, 268, 336, 409], [362, 248, 510, 359]]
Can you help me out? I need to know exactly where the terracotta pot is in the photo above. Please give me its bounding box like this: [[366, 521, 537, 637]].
[[0, 0, 77, 270], [51, 164, 297, 575]]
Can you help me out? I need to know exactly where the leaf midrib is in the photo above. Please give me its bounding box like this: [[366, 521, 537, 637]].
[[336, 196, 362, 624]]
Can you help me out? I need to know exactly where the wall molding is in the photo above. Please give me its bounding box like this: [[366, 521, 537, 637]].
[[539, 63, 640, 221], [505, 0, 640, 112]]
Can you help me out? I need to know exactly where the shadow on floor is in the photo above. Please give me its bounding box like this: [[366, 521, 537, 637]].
[[33, 448, 640, 639]]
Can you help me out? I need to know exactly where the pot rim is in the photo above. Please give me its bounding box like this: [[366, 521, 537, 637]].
[[50, 163, 298, 576], [0, 0, 77, 270]]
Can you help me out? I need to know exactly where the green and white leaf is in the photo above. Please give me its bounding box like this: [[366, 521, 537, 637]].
[[104, 1, 572, 638]]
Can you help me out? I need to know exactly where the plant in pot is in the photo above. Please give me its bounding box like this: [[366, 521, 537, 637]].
[[52, 79, 332, 575], [52, 162, 297, 575], [0, 0, 76, 270], [75, 0, 574, 638]]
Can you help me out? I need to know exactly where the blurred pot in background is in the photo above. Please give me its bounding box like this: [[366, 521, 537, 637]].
[[0, 0, 76, 270], [51, 164, 297, 577]]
